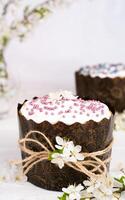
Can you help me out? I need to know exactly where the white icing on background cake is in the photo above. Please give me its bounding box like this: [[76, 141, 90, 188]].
[[20, 91, 111, 125], [79, 63, 125, 78]]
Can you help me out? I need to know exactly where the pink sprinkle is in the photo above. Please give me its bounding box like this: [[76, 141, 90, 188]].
[[39, 108, 43, 112], [45, 111, 48, 115], [87, 103, 97, 112], [74, 110, 78, 113], [74, 103, 79, 106], [43, 95, 48, 100], [69, 106, 72, 109], [79, 99, 83, 102], [51, 112, 54, 115], [101, 110, 104, 115], [58, 111, 63, 115], [80, 104, 85, 108], [72, 115, 76, 118], [96, 105, 104, 111], [80, 112, 83, 115], [62, 115, 65, 118], [65, 109, 71, 113], [61, 105, 64, 108], [87, 113, 90, 117], [96, 114, 99, 117], [41, 100, 48, 105], [29, 102, 33, 106], [44, 106, 55, 110], [33, 104, 39, 109], [28, 111, 34, 115]]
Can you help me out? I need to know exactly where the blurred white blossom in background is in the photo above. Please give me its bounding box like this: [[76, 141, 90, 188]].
[[0, 162, 27, 183]]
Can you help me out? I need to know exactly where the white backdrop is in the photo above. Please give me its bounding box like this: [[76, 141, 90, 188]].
[[1, 1, 125, 199], [5, 0, 125, 98]]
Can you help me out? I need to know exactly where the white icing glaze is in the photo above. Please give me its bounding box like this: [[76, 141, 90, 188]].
[[79, 63, 125, 78], [20, 91, 111, 125]]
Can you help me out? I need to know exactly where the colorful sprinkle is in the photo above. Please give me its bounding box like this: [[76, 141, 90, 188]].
[[80, 63, 125, 78]]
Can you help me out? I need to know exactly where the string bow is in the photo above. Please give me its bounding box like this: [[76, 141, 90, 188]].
[[17, 130, 113, 179]]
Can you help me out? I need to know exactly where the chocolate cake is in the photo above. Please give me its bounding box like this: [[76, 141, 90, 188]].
[[75, 63, 125, 130], [18, 91, 114, 191]]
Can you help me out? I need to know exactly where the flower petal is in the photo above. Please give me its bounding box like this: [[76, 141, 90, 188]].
[[69, 192, 81, 200], [51, 157, 64, 169], [76, 184, 84, 192], [56, 136, 64, 146], [74, 145, 82, 153], [55, 145, 63, 150], [83, 180, 91, 187], [51, 153, 60, 159], [69, 156, 77, 163], [75, 153, 84, 161], [87, 185, 95, 193], [62, 187, 69, 194], [68, 185, 75, 193], [63, 147, 71, 157], [58, 159, 65, 169]]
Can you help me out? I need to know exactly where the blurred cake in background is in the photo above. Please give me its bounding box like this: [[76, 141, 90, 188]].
[[75, 63, 125, 130], [18, 91, 114, 191]]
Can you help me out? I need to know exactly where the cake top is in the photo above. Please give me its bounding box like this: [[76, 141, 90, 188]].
[[20, 91, 111, 125], [79, 63, 125, 78]]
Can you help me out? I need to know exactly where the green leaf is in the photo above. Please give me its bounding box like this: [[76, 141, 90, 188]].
[[2, 36, 9, 46], [48, 149, 63, 161], [58, 193, 67, 200], [34, 7, 50, 18], [114, 176, 125, 193], [48, 151, 53, 161], [115, 176, 125, 186], [0, 68, 7, 78]]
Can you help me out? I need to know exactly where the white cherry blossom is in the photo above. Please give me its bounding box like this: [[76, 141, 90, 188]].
[[83, 175, 114, 200], [68, 143, 84, 162], [0, 162, 27, 183], [49, 90, 77, 101], [55, 136, 69, 150], [51, 136, 84, 168], [51, 152, 64, 169], [62, 184, 84, 200]]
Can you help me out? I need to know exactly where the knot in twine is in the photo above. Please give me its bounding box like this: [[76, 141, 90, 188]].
[[16, 130, 113, 179]]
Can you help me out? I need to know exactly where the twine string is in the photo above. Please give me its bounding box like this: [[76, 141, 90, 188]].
[[15, 130, 113, 178]]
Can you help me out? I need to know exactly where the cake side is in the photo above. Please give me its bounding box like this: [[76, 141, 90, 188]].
[[75, 71, 125, 113]]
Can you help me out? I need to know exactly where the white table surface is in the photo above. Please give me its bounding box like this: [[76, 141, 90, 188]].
[[0, 114, 125, 200]]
